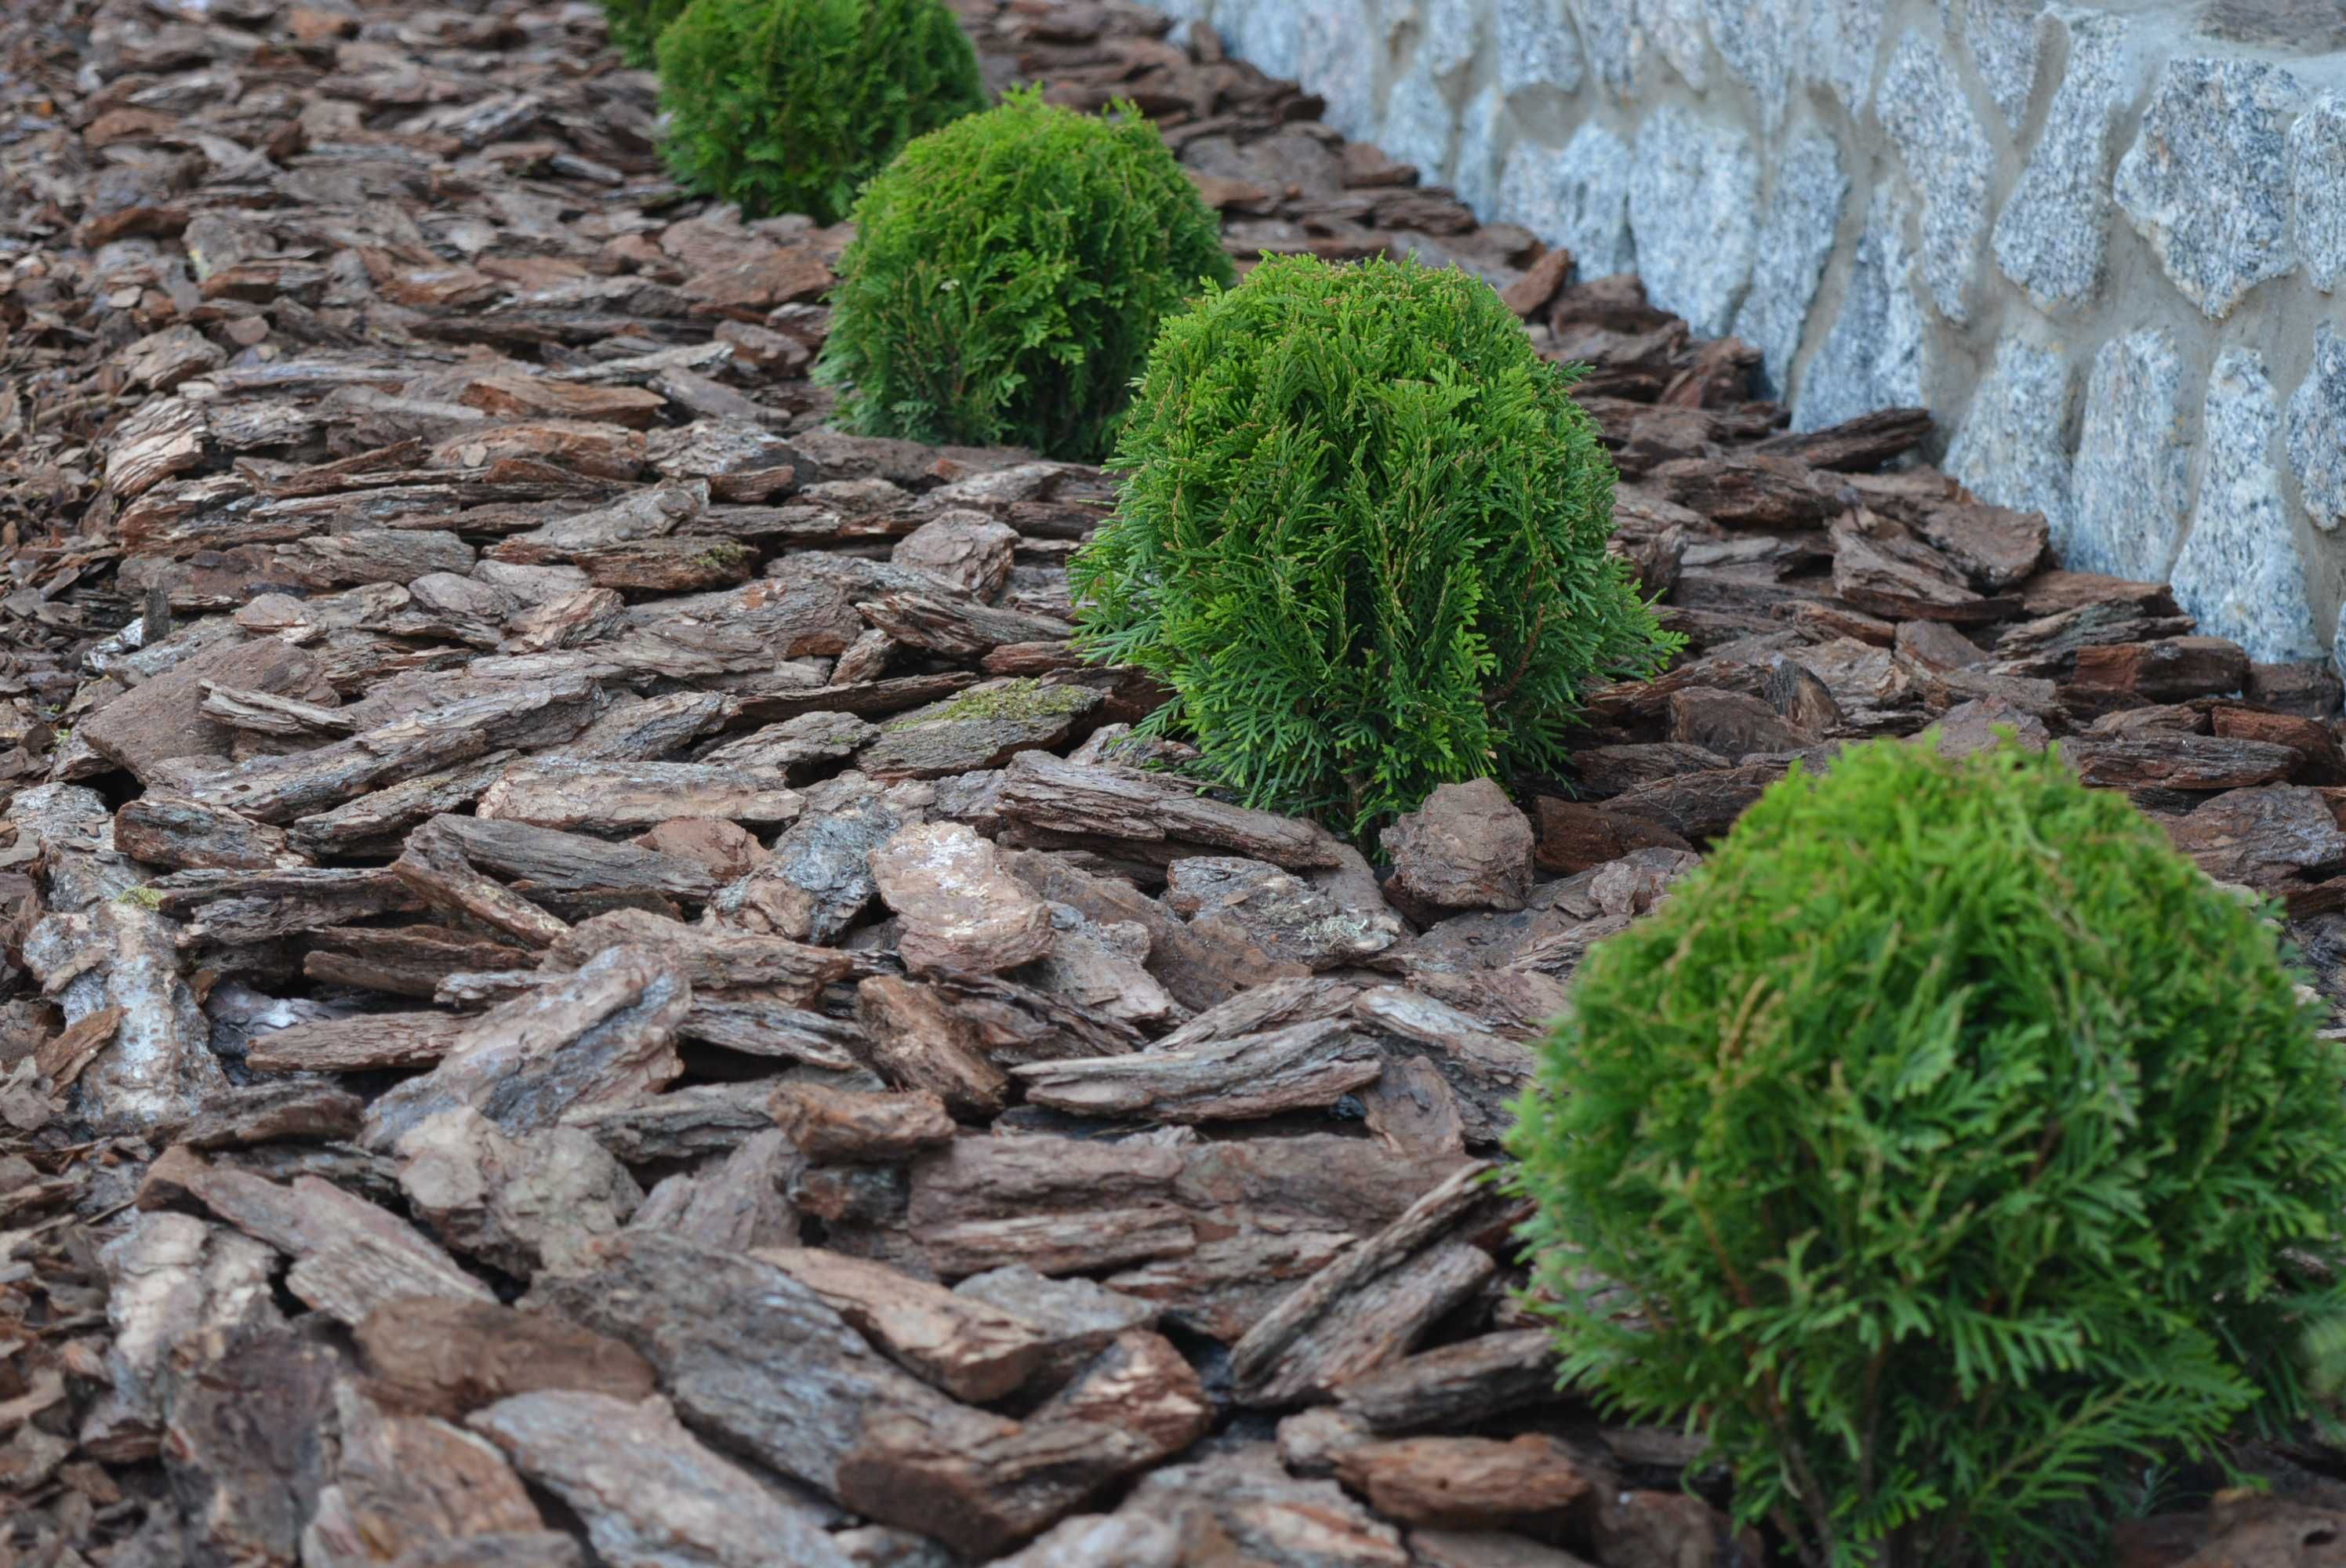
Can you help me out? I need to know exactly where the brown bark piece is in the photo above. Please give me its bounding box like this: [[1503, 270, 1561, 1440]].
[[1334, 1434, 1589, 1527], [870, 821, 1055, 975], [756, 1247, 1055, 1402], [356, 1298, 658, 1421]]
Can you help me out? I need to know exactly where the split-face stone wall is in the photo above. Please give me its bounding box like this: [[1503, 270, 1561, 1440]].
[[1144, 0, 2346, 669]]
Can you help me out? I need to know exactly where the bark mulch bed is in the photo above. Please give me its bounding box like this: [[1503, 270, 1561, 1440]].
[[4, 2, 2346, 1566]]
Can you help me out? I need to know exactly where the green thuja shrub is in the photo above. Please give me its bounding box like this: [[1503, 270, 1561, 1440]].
[[1506, 736, 2346, 1567], [601, 0, 688, 67], [1070, 254, 1676, 837], [655, 0, 986, 225], [816, 88, 1233, 460]]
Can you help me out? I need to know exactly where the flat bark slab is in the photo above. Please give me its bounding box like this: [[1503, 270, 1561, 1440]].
[[870, 821, 1055, 976], [361, 944, 690, 1149], [476, 758, 803, 832], [1334, 1435, 1590, 1528], [1011, 1018, 1382, 1122]]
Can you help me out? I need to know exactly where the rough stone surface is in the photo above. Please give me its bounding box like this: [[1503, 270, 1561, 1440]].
[[1567, 0, 1638, 95], [2289, 321, 2346, 532], [1420, 0, 1483, 78], [1879, 29, 1993, 325], [1992, 10, 2134, 310], [1731, 131, 1847, 393], [1496, 0, 1582, 97], [2114, 56, 2307, 318], [1806, 0, 1885, 112], [1957, 0, 2050, 129], [1381, 73, 1456, 178], [1625, 106, 1760, 336], [1796, 188, 1927, 431], [1640, 0, 1708, 91], [1500, 124, 1636, 278], [2069, 328, 2194, 583], [2296, 93, 2346, 293], [1453, 85, 1507, 214], [2170, 350, 2324, 664], [1945, 336, 2075, 546], [1706, 0, 1800, 132]]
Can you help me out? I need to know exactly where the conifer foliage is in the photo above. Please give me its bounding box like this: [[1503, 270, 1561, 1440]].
[[599, 0, 688, 67], [1071, 254, 1675, 837], [817, 88, 1233, 460], [653, 0, 986, 226], [1506, 736, 2346, 1567]]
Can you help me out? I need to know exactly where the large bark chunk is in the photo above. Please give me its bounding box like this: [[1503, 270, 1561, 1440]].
[[870, 821, 1055, 975], [361, 945, 690, 1149]]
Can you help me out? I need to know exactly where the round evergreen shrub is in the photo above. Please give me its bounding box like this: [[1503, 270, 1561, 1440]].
[[654, 0, 986, 226], [1070, 253, 1676, 837], [1505, 736, 2346, 1567], [601, 0, 687, 67], [815, 87, 1233, 461]]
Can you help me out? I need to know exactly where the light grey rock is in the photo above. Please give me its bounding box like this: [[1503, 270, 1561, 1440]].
[[1297, 0, 1379, 134], [1991, 10, 2134, 310], [2170, 350, 2322, 664], [1498, 0, 1583, 96], [2113, 56, 2306, 318], [1420, 0, 1482, 77], [2293, 93, 2346, 293], [1731, 131, 1847, 395], [1223, 0, 1304, 81], [1639, 0, 1708, 89], [1879, 28, 1994, 325], [1807, 0, 1885, 112], [2287, 320, 2346, 532], [1453, 85, 1507, 214], [1626, 105, 1760, 336], [2068, 328, 2193, 582], [1706, 0, 1800, 132], [1956, 0, 2050, 130], [1945, 335, 2076, 547], [1567, 0, 1639, 95], [1499, 122, 1638, 278], [1796, 188, 1928, 431], [1380, 72, 1455, 179]]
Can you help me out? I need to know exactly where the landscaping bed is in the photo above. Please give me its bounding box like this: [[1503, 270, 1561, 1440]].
[[4, 2, 2346, 1565]]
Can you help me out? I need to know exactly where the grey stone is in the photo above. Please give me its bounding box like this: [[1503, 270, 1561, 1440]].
[[1499, 122, 1637, 278], [1223, 0, 1304, 81], [2068, 328, 2193, 582], [2169, 350, 2323, 664], [2113, 56, 2306, 318], [2293, 93, 2346, 293], [1955, 0, 2050, 131], [1639, 0, 1708, 90], [1945, 335, 2076, 548], [2287, 320, 2346, 532], [1297, 0, 1380, 135], [1796, 187, 1928, 431], [1453, 85, 1507, 214], [1567, 0, 1639, 95], [1497, 0, 1584, 96], [1419, 0, 1482, 77], [1626, 105, 1760, 336], [1807, 0, 1885, 113], [1380, 72, 1455, 179], [1731, 131, 1847, 395], [1707, 0, 1800, 132], [1992, 10, 2134, 310], [1879, 29, 1994, 325]]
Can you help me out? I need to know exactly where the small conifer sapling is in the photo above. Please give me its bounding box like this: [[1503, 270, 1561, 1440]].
[[817, 87, 1233, 461], [1506, 735, 2346, 1566], [1072, 253, 1677, 838]]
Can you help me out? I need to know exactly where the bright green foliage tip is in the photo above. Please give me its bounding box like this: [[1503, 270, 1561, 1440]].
[[817, 87, 1235, 461], [1505, 735, 2346, 1568], [600, 0, 688, 67], [654, 0, 986, 225], [1070, 253, 1676, 838]]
